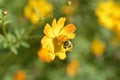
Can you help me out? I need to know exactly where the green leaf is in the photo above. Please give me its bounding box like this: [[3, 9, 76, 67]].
[[0, 34, 5, 43], [14, 29, 21, 39], [10, 46, 17, 54], [7, 33, 16, 43], [20, 41, 30, 48], [0, 9, 2, 18], [3, 42, 8, 48], [4, 20, 10, 25], [20, 28, 25, 35], [14, 43, 21, 48], [0, 20, 2, 24]]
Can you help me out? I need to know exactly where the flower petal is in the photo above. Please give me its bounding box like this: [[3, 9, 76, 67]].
[[56, 50, 66, 60], [52, 19, 57, 29], [57, 35, 68, 43], [38, 48, 53, 62], [48, 52, 55, 60], [41, 36, 52, 48], [41, 36, 55, 54], [31, 13, 39, 24], [60, 24, 76, 35], [59, 24, 76, 40], [44, 23, 55, 38], [53, 17, 66, 36], [24, 5, 32, 19], [67, 33, 76, 39]]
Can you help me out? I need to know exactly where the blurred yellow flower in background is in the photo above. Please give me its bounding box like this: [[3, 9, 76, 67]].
[[95, 0, 115, 30], [24, 0, 53, 24], [61, 0, 79, 16], [95, 0, 120, 35], [13, 70, 26, 80], [66, 59, 79, 77], [38, 17, 76, 62], [91, 39, 106, 56]]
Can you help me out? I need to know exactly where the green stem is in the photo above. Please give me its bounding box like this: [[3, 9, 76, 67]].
[[2, 18, 7, 38], [26, 25, 36, 36], [22, 25, 37, 40], [14, 25, 37, 45]]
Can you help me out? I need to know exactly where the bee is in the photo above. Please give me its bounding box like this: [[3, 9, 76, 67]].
[[63, 40, 73, 51]]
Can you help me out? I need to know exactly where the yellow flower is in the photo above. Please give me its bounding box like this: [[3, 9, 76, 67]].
[[91, 39, 106, 56], [112, 6, 120, 32], [66, 60, 79, 77], [24, 0, 53, 24], [95, 1, 120, 29], [95, 0, 115, 30], [38, 17, 76, 62], [61, 0, 79, 16], [13, 70, 26, 80], [95, 0, 120, 41]]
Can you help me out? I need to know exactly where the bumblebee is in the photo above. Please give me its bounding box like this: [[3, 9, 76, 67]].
[[63, 40, 73, 51]]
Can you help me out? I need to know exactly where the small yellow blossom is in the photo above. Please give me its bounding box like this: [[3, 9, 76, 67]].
[[61, 0, 79, 16], [13, 70, 26, 80], [38, 17, 76, 62], [66, 60, 79, 77], [95, 0, 120, 30], [91, 39, 106, 56], [95, 0, 115, 30], [95, 0, 120, 42], [24, 0, 53, 24]]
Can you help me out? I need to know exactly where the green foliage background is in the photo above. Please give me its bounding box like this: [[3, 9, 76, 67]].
[[0, 0, 120, 80]]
